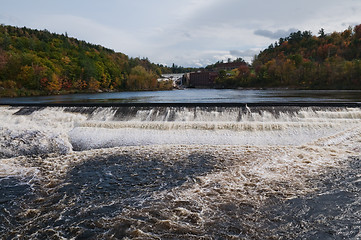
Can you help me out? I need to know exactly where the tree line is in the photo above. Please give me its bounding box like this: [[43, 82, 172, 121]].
[[215, 25, 361, 89], [2, 24, 361, 97], [0, 25, 174, 97]]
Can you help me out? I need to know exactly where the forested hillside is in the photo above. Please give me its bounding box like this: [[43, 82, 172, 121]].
[[2, 24, 361, 97], [218, 25, 361, 89], [0, 25, 173, 97]]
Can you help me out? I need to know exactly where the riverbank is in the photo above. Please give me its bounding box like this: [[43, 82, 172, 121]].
[[0, 85, 175, 98]]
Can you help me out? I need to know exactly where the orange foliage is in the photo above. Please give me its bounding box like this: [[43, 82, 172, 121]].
[[46, 73, 62, 92], [88, 77, 100, 91], [73, 79, 87, 90]]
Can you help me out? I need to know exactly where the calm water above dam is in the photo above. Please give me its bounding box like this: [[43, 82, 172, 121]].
[[1, 89, 361, 104]]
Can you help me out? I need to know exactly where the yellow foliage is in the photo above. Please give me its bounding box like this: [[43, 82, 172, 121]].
[[88, 77, 100, 91], [73, 79, 87, 90], [0, 80, 17, 89], [128, 66, 158, 90], [46, 73, 62, 92]]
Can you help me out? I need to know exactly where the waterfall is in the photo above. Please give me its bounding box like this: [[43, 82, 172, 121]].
[[1, 104, 361, 239], [1, 105, 361, 154]]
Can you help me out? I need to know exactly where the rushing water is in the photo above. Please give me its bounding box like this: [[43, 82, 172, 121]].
[[1, 89, 361, 104], [0, 105, 361, 239]]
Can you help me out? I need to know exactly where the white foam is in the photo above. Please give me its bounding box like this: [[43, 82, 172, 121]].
[[0, 107, 85, 157], [0, 157, 39, 178], [69, 107, 361, 150], [1, 105, 360, 239], [1, 106, 361, 155], [145, 129, 360, 233]]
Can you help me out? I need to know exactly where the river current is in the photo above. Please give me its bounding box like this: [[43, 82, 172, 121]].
[[0, 105, 361, 239]]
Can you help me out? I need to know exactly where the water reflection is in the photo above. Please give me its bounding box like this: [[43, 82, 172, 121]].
[[1, 89, 361, 104]]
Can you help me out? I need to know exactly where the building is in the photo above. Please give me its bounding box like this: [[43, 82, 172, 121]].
[[187, 71, 218, 88], [181, 61, 247, 88]]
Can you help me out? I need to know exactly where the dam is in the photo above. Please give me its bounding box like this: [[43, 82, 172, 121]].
[[0, 103, 360, 239]]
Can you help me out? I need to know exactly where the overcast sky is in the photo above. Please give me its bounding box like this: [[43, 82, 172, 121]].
[[1, 0, 361, 67]]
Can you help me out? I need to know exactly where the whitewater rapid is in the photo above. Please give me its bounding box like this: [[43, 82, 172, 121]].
[[0, 105, 360, 239]]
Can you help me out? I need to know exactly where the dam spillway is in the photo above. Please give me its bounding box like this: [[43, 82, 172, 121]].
[[0, 104, 361, 239]]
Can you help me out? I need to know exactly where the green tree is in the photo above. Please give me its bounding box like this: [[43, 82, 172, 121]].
[[318, 28, 326, 38]]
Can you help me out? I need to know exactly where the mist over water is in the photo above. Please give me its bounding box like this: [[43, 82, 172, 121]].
[[0, 105, 361, 239]]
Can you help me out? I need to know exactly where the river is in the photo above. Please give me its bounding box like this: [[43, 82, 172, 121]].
[[0, 91, 361, 239], [1, 89, 361, 104]]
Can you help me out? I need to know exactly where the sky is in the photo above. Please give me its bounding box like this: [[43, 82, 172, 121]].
[[1, 0, 361, 67]]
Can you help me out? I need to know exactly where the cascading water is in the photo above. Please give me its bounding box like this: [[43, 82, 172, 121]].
[[0, 105, 360, 239]]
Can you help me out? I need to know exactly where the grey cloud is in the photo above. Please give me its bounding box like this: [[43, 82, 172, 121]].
[[2, 0, 360, 68], [254, 28, 299, 39], [229, 50, 242, 56], [230, 49, 259, 57], [342, 22, 359, 27], [229, 49, 260, 63], [183, 32, 192, 40]]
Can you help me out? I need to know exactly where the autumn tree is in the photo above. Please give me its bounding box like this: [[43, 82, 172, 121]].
[[88, 77, 100, 91], [46, 73, 62, 92], [0, 24, 182, 96], [238, 64, 251, 86], [127, 66, 157, 90]]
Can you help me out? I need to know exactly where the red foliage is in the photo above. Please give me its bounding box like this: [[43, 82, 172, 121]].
[[62, 78, 73, 90], [238, 64, 250, 77], [40, 77, 48, 89], [317, 44, 337, 59], [0, 50, 8, 70]]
